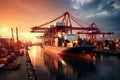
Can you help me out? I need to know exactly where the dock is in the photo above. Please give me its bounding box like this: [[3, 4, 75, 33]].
[[0, 50, 27, 80]]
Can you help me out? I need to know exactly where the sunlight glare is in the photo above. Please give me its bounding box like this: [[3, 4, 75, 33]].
[[1, 27, 9, 33], [19, 32, 41, 43]]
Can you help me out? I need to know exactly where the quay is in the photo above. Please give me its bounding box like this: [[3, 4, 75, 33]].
[[0, 28, 29, 80], [0, 48, 27, 80], [0, 36, 36, 80]]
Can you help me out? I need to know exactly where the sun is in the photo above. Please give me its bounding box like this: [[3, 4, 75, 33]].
[[2, 27, 9, 33]]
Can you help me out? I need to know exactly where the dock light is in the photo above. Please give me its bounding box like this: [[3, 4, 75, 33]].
[[100, 34, 103, 38], [115, 38, 119, 47], [89, 31, 92, 33], [58, 32, 62, 38], [73, 40, 78, 44], [60, 59, 66, 65]]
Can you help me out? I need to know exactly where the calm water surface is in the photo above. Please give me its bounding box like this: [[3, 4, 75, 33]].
[[29, 46, 120, 80]]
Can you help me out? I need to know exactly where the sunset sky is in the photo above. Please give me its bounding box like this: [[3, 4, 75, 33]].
[[0, 0, 120, 42]]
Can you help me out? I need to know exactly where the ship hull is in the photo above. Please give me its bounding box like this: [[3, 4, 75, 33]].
[[43, 45, 94, 62], [42, 45, 95, 54]]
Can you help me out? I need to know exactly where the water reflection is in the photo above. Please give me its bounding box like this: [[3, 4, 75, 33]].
[[91, 54, 120, 66], [86, 54, 120, 80], [28, 46, 52, 80], [28, 46, 43, 67], [28, 46, 120, 80], [44, 52, 96, 80], [44, 51, 120, 80]]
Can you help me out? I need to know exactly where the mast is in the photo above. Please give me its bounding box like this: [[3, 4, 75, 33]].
[[11, 27, 14, 44], [16, 27, 19, 43]]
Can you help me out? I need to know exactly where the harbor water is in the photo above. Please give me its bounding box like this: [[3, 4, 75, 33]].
[[28, 46, 120, 80]]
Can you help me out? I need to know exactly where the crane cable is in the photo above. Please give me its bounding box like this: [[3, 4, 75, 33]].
[[37, 14, 64, 28], [69, 14, 84, 27], [69, 14, 90, 26]]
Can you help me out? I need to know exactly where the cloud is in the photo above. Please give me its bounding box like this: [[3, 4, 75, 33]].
[[113, 2, 120, 9], [70, 0, 120, 37], [71, 0, 120, 17], [0, 0, 120, 38]]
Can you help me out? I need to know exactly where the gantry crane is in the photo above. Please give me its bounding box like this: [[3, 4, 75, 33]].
[[30, 12, 114, 43]]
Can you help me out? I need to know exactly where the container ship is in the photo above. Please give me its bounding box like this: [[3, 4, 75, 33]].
[[30, 12, 114, 57]]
